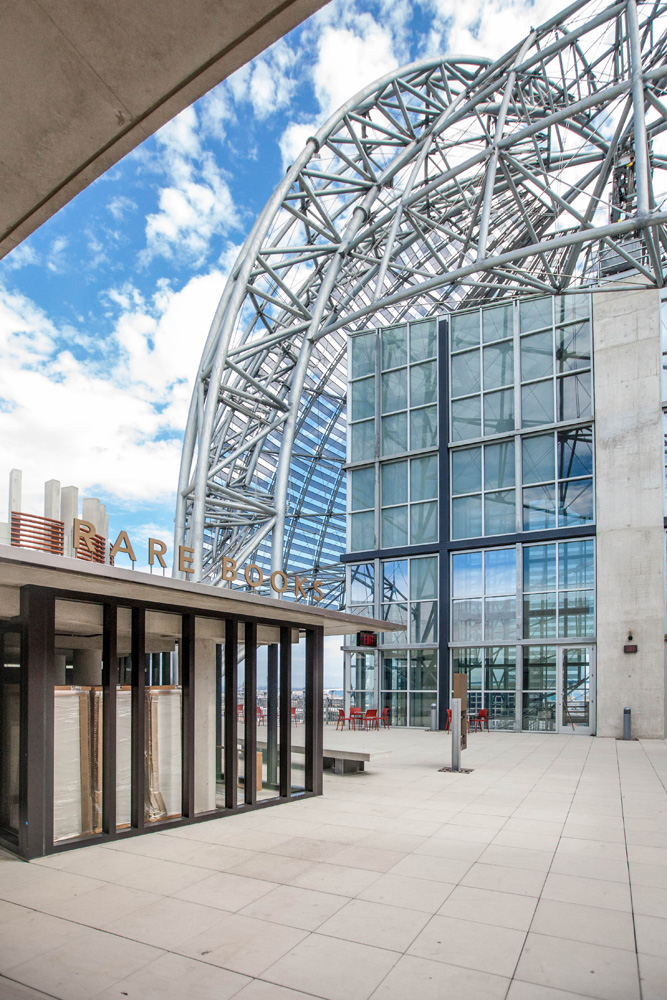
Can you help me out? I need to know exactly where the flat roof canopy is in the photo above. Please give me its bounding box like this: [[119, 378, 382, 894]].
[[0, 0, 328, 260], [0, 546, 399, 636]]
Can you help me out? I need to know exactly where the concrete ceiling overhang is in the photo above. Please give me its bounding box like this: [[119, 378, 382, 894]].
[[0, 0, 329, 260]]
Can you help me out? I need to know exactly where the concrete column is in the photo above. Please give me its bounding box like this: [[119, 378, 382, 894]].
[[8, 469, 21, 514], [82, 498, 101, 534], [54, 653, 67, 685], [194, 637, 217, 813], [61, 486, 78, 557], [70, 649, 102, 686], [593, 287, 666, 738], [44, 479, 61, 520]]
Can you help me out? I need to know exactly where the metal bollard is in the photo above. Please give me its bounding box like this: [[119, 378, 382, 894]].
[[451, 698, 462, 772], [430, 703, 438, 731], [623, 707, 632, 740]]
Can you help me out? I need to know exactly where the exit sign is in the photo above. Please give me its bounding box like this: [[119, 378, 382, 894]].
[[623, 644, 638, 654], [356, 631, 377, 648]]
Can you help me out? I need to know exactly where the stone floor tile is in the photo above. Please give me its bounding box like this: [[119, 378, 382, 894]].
[[625, 829, 667, 849], [388, 853, 472, 884], [429, 823, 496, 844], [239, 884, 347, 931], [461, 862, 546, 897], [506, 981, 602, 999], [229, 854, 316, 885], [549, 854, 629, 883], [0, 908, 89, 973], [541, 873, 632, 911], [369, 954, 509, 1000], [173, 871, 279, 911], [638, 953, 667, 1000], [478, 844, 554, 872], [634, 913, 667, 957], [556, 837, 628, 862], [515, 932, 640, 1000], [0, 977, 61, 1000], [356, 873, 454, 913], [437, 884, 538, 930], [262, 933, 399, 1000], [324, 846, 407, 873], [530, 898, 636, 950], [630, 884, 667, 918], [408, 912, 526, 977], [236, 981, 320, 1000], [266, 838, 350, 863], [104, 895, 225, 949], [290, 862, 381, 897], [353, 832, 427, 853], [317, 898, 430, 951], [629, 862, 667, 888], [47, 882, 162, 928], [491, 830, 560, 853], [627, 844, 667, 866], [91, 952, 249, 999], [0, 868, 105, 913], [178, 913, 307, 977], [413, 837, 486, 862]]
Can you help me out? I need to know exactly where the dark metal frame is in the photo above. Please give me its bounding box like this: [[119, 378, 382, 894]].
[[0, 583, 324, 860]]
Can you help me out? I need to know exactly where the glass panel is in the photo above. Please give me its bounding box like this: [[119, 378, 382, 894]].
[[484, 490, 516, 535], [350, 466, 375, 511], [410, 693, 437, 728], [382, 369, 407, 413], [291, 634, 306, 793], [383, 560, 408, 602], [524, 544, 556, 592], [483, 342, 514, 390], [559, 591, 594, 637], [145, 611, 182, 824], [484, 597, 516, 641], [451, 310, 480, 351], [483, 303, 512, 343], [522, 692, 556, 732], [194, 617, 225, 812], [558, 372, 592, 422], [452, 495, 482, 539], [485, 548, 516, 595], [559, 539, 595, 590], [485, 647, 516, 690], [351, 376, 375, 421], [350, 691, 375, 711], [350, 563, 375, 604], [351, 419, 375, 462], [522, 434, 554, 485], [451, 397, 481, 442], [350, 333, 375, 379], [485, 440, 515, 489], [486, 692, 516, 731], [557, 321, 591, 373], [0, 632, 21, 838], [452, 551, 482, 597], [523, 484, 556, 530], [451, 350, 480, 397], [381, 461, 408, 506], [484, 388, 514, 435], [382, 691, 407, 727], [562, 648, 590, 726], [521, 379, 554, 427], [411, 601, 437, 643], [350, 651, 375, 692], [523, 593, 557, 638], [382, 651, 408, 689], [116, 607, 132, 829], [382, 603, 408, 644], [559, 478, 593, 526], [411, 650, 438, 689], [523, 645, 557, 689], [411, 454, 438, 501], [410, 501, 438, 543], [452, 447, 481, 496], [381, 506, 408, 548], [558, 427, 593, 479], [558, 295, 589, 324], [451, 600, 483, 641], [411, 556, 438, 600], [410, 406, 438, 450], [410, 360, 437, 407], [382, 325, 407, 370], [520, 297, 552, 333], [381, 413, 407, 456], [53, 601, 104, 843], [521, 331, 553, 381], [410, 319, 437, 361], [451, 647, 483, 689], [351, 511, 375, 551]]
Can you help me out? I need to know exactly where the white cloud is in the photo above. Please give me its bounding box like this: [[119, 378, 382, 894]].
[[47, 236, 69, 274], [422, 0, 566, 62], [4, 242, 39, 270], [227, 39, 297, 120], [313, 20, 399, 120], [107, 195, 137, 221]]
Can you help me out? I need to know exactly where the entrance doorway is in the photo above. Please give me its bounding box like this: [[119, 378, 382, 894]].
[[558, 646, 595, 735]]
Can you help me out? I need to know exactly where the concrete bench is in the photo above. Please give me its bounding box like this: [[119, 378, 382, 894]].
[[255, 739, 391, 775]]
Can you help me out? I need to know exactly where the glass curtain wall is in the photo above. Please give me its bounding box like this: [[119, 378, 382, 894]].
[[0, 630, 21, 842]]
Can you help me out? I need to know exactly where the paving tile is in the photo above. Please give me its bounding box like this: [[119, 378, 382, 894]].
[[629, 862, 667, 888], [262, 934, 399, 1000], [413, 837, 486, 862], [6, 927, 162, 1000], [45, 882, 162, 928], [635, 913, 667, 957], [388, 853, 472, 884], [239, 884, 347, 930], [353, 832, 427, 853], [556, 837, 628, 862], [0, 907, 89, 973], [0, 868, 105, 913], [549, 854, 629, 883], [229, 854, 316, 885], [433, 824, 497, 844], [104, 895, 225, 949], [407, 912, 525, 977], [491, 829, 560, 853], [368, 954, 509, 1000], [478, 844, 553, 872], [507, 980, 606, 999], [291, 862, 381, 897], [0, 977, 60, 1000], [235, 981, 321, 1000], [92, 952, 249, 999], [437, 884, 538, 931], [357, 873, 454, 913], [627, 845, 667, 866], [266, 838, 349, 863], [638, 953, 667, 1000], [515, 932, 640, 1000], [461, 862, 546, 897], [541, 873, 632, 912], [173, 871, 279, 911], [324, 846, 407, 873], [630, 884, 667, 918], [178, 912, 307, 977], [530, 898, 636, 950], [317, 898, 430, 951]]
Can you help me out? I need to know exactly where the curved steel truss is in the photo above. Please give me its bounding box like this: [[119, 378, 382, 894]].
[[176, 0, 667, 601]]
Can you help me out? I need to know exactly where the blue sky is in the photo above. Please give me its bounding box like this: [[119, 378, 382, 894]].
[[0, 0, 564, 569]]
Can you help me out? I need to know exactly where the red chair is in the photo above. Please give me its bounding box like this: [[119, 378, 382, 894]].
[[364, 709, 379, 731], [349, 707, 364, 730], [237, 703, 244, 722], [471, 708, 489, 732], [444, 708, 452, 732], [380, 707, 390, 729], [290, 707, 299, 726], [336, 708, 349, 730], [256, 706, 265, 725]]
